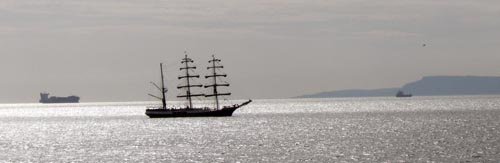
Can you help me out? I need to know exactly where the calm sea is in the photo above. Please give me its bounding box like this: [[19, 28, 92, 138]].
[[0, 96, 499, 162]]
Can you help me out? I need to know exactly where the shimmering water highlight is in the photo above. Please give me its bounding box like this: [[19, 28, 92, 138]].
[[0, 96, 499, 162]]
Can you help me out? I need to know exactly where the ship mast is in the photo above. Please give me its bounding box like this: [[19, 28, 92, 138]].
[[205, 55, 231, 110], [148, 63, 168, 109], [177, 54, 204, 108], [160, 63, 167, 109]]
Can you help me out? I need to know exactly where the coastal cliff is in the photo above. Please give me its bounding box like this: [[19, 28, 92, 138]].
[[297, 76, 500, 98], [400, 76, 500, 96]]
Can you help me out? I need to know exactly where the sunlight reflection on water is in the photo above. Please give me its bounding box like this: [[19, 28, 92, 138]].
[[0, 96, 499, 162]]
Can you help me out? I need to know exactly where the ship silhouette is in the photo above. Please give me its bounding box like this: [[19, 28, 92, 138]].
[[396, 90, 412, 98], [145, 54, 252, 118], [39, 93, 80, 103]]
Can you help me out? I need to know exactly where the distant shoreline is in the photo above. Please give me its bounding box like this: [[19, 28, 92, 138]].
[[297, 76, 500, 98]]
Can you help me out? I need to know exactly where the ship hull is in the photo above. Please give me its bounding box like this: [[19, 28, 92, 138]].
[[145, 100, 251, 118], [396, 91, 412, 98], [146, 107, 237, 118], [40, 101, 79, 104], [39, 97, 80, 103]]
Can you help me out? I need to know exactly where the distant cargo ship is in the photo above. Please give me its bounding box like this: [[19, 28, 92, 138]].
[[396, 91, 412, 98], [39, 93, 80, 103]]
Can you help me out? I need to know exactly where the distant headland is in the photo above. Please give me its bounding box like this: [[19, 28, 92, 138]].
[[297, 76, 500, 98]]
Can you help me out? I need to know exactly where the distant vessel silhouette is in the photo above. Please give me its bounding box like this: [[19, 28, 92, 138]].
[[39, 93, 80, 103], [396, 91, 412, 97], [145, 54, 252, 118]]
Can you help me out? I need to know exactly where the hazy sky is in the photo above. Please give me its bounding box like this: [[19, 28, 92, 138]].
[[1, 0, 500, 102]]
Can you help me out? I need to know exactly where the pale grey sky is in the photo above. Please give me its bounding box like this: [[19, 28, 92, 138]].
[[1, 0, 499, 102]]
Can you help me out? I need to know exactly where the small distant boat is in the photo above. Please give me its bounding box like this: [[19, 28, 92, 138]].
[[145, 54, 252, 118], [39, 93, 80, 103], [396, 91, 412, 97]]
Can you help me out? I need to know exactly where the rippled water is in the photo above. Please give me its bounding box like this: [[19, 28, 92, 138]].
[[1, 96, 499, 162]]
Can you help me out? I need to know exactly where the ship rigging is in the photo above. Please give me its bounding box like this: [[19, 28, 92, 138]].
[[145, 54, 251, 118]]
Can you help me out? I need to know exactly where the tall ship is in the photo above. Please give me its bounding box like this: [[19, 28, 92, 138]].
[[39, 93, 80, 103], [145, 54, 252, 118]]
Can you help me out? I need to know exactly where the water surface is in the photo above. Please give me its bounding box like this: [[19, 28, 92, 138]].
[[1, 96, 499, 162]]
